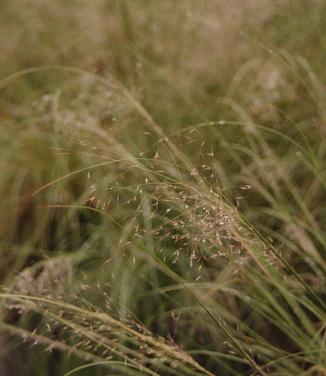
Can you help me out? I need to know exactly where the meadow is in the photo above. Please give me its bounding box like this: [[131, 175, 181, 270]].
[[0, 1, 325, 375]]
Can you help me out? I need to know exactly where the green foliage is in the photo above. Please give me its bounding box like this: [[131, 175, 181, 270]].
[[0, 1, 325, 375]]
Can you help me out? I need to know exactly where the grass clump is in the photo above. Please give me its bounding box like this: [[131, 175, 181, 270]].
[[0, 1, 325, 375]]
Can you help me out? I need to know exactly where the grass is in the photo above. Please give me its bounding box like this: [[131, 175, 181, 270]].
[[0, 1, 325, 375]]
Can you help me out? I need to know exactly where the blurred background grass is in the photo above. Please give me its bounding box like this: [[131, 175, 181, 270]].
[[0, 1, 325, 375]]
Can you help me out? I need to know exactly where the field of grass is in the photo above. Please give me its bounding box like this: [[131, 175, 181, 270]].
[[0, 1, 325, 375]]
